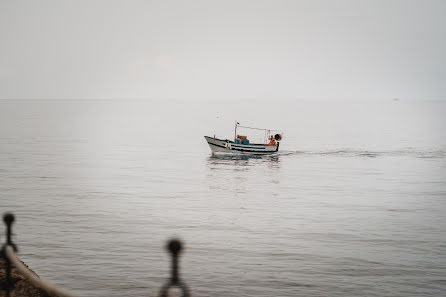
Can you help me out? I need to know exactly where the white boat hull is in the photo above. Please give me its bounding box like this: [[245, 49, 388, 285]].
[[204, 136, 279, 155]]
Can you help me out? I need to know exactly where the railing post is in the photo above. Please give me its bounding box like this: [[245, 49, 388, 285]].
[[159, 239, 190, 297], [2, 213, 17, 297]]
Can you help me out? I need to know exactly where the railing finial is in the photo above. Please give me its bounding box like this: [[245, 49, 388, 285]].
[[159, 238, 190, 297], [3, 212, 14, 224], [2, 212, 18, 297], [3, 212, 17, 252]]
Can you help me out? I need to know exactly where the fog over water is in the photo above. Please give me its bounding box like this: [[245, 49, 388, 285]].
[[1, 99, 445, 296], [1, 0, 446, 100]]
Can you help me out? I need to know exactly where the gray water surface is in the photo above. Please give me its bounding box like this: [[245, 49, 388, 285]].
[[1, 99, 445, 296]]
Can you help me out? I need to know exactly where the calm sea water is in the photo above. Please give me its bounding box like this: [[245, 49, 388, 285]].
[[1, 99, 445, 297]]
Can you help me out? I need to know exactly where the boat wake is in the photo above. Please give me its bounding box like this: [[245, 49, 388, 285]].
[[278, 149, 446, 159]]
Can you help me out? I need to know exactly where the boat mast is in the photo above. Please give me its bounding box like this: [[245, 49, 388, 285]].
[[234, 121, 238, 140]]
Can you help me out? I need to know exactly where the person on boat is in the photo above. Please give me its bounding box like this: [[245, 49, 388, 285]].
[[268, 135, 276, 146]]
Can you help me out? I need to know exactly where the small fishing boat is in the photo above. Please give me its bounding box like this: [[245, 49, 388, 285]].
[[204, 122, 283, 155]]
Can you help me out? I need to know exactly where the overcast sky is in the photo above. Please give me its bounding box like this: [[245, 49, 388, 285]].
[[0, 0, 445, 100]]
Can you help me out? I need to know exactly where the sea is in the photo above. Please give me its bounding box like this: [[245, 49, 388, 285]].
[[0, 99, 445, 297]]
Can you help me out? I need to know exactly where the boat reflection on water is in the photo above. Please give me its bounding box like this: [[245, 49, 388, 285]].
[[209, 154, 262, 161], [205, 153, 281, 194], [207, 153, 280, 169]]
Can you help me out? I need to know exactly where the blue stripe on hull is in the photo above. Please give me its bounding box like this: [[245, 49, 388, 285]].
[[207, 141, 277, 154], [231, 144, 265, 149]]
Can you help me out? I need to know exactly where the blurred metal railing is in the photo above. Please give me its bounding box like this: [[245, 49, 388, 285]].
[[1, 213, 190, 297]]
